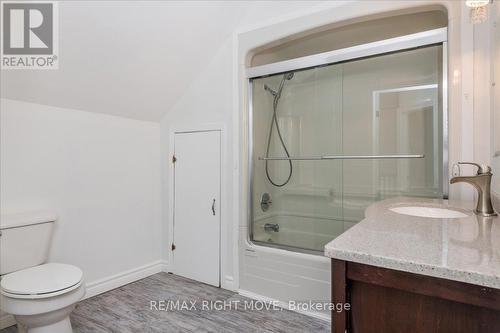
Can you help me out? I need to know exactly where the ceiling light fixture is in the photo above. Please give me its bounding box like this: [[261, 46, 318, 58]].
[[466, 0, 491, 24], [465, 0, 490, 7]]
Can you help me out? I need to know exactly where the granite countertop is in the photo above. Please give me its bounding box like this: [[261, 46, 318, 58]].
[[324, 196, 500, 289]]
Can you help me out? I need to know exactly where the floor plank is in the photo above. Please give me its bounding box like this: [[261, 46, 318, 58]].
[[1, 272, 329, 333]]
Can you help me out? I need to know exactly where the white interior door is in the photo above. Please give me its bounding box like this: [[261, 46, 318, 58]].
[[173, 130, 221, 286]]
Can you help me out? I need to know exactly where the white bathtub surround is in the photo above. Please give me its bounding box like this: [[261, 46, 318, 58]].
[[325, 197, 500, 289], [238, 289, 330, 322], [239, 240, 331, 318]]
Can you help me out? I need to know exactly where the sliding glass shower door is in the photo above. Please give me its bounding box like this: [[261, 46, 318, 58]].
[[250, 44, 444, 253]]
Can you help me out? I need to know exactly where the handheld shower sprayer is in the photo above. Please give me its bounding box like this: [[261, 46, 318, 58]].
[[264, 72, 294, 187]]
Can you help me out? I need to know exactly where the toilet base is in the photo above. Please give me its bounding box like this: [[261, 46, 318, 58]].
[[14, 305, 75, 333], [17, 316, 71, 333]]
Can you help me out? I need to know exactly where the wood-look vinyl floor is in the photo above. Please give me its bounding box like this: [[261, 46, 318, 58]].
[[1, 272, 329, 333]]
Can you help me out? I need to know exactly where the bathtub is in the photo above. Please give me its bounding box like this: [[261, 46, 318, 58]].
[[252, 213, 350, 252], [240, 206, 366, 320]]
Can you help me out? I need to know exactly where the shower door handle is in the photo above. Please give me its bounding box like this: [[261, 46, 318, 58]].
[[211, 199, 216, 216]]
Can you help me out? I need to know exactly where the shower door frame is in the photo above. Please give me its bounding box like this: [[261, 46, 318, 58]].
[[247, 28, 449, 254]]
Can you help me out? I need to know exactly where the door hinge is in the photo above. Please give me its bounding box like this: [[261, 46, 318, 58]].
[[172, 155, 177, 163], [171, 243, 176, 251]]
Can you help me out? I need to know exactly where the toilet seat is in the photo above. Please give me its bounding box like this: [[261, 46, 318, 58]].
[[1, 263, 83, 299]]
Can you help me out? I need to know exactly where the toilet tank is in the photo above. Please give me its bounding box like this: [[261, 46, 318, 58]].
[[0, 211, 56, 275]]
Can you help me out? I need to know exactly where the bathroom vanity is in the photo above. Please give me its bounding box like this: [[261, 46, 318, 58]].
[[324, 197, 500, 333]]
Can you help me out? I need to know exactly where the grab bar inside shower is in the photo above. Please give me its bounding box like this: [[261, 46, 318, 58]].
[[259, 154, 425, 161]]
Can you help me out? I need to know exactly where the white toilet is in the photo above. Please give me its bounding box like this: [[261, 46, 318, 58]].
[[0, 211, 85, 333]]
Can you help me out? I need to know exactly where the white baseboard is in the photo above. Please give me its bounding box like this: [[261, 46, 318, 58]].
[[160, 260, 171, 273], [0, 314, 16, 330], [238, 289, 331, 322], [222, 275, 236, 291], [160, 262, 235, 292], [85, 260, 165, 299]]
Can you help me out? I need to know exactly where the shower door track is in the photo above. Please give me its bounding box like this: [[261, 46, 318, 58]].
[[247, 27, 449, 255]]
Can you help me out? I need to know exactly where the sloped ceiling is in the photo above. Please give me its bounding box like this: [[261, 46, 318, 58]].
[[0, 1, 321, 121]]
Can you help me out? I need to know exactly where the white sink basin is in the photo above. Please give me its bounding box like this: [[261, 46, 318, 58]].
[[390, 206, 468, 219]]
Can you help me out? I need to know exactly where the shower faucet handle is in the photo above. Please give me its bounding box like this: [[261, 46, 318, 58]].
[[260, 193, 272, 212]]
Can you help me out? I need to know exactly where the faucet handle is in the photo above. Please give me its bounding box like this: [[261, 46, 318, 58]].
[[457, 162, 492, 175]]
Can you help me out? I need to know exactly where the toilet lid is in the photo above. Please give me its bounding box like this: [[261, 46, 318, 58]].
[[1, 263, 83, 296]]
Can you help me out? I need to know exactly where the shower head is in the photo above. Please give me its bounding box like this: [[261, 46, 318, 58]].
[[264, 72, 294, 97]]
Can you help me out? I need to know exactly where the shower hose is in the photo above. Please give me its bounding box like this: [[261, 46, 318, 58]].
[[265, 73, 293, 187]]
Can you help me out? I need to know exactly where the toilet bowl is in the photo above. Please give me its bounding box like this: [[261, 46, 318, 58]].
[[0, 263, 85, 333], [0, 211, 85, 333]]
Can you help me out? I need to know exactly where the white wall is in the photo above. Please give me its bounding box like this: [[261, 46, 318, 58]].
[[0, 99, 162, 289]]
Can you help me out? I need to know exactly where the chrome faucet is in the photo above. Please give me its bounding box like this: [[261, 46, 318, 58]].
[[450, 162, 497, 217]]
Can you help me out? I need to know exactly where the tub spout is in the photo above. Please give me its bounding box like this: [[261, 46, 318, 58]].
[[264, 223, 279, 232]]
